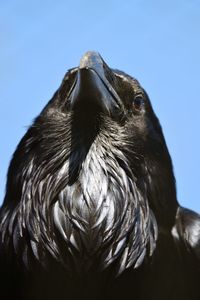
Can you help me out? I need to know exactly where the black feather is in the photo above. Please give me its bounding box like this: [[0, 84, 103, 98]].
[[0, 51, 200, 300]]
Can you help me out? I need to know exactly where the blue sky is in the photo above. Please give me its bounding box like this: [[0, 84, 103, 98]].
[[0, 0, 200, 212]]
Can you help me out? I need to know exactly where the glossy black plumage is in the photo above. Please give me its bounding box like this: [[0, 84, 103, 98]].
[[0, 52, 200, 300]]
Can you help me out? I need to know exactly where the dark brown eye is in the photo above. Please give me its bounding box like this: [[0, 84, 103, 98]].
[[133, 96, 144, 110]]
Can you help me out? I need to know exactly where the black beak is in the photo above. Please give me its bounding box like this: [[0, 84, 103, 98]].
[[68, 51, 123, 117]]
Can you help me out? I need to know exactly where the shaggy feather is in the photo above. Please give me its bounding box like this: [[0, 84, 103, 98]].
[[0, 113, 157, 276], [1, 52, 200, 300]]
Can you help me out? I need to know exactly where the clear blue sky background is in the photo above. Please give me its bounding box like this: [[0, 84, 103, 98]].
[[0, 1, 200, 212]]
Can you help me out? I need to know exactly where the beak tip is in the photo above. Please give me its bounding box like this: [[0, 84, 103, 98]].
[[79, 51, 102, 70]]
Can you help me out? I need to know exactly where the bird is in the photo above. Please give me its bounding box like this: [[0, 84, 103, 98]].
[[0, 51, 200, 300]]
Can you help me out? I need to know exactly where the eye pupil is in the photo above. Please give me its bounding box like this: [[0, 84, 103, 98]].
[[133, 97, 144, 110]]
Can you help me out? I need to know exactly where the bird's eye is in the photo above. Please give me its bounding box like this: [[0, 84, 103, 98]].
[[133, 96, 144, 111]]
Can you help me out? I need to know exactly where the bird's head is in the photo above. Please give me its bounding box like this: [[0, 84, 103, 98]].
[[1, 52, 178, 276]]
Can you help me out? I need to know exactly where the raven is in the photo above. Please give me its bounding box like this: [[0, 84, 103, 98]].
[[0, 51, 200, 300]]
